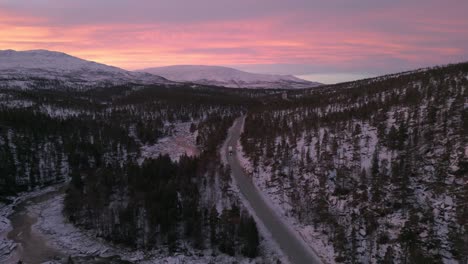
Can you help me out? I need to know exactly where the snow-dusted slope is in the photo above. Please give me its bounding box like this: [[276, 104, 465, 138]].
[[0, 49, 170, 89], [139, 65, 321, 89]]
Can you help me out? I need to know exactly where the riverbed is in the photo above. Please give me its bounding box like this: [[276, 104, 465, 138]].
[[1, 183, 277, 264], [3, 187, 65, 263], [2, 186, 131, 264]]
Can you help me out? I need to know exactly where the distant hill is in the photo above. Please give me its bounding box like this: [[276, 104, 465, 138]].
[[138, 65, 321, 89]]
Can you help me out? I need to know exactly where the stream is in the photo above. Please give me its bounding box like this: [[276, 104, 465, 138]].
[[5, 187, 130, 264], [7, 188, 65, 263]]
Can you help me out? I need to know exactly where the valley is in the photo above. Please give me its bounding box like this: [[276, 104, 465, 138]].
[[2, 0, 468, 263], [0, 75, 284, 263], [0, 50, 466, 264]]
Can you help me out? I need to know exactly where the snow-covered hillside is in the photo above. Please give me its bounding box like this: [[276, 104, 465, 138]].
[[0, 49, 170, 89], [240, 62, 468, 263], [139, 65, 321, 89]]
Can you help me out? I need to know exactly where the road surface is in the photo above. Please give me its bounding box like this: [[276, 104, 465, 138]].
[[225, 116, 323, 264]]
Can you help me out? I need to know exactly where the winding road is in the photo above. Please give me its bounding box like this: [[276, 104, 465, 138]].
[[224, 116, 323, 264]]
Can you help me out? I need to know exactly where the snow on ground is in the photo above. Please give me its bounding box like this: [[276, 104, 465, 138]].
[[140, 122, 199, 162], [236, 140, 335, 264], [220, 119, 290, 264], [226, 179, 291, 264], [0, 185, 63, 263], [2, 119, 287, 264], [2, 181, 272, 264], [39, 105, 87, 118], [0, 207, 15, 263], [30, 193, 265, 263], [0, 99, 35, 109], [31, 193, 147, 260]]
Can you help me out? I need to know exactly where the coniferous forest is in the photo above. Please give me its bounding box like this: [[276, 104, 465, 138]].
[[1, 62, 467, 263], [241, 62, 468, 262], [0, 83, 263, 259]]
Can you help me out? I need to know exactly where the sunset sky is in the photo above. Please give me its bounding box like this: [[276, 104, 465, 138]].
[[1, 0, 467, 83]]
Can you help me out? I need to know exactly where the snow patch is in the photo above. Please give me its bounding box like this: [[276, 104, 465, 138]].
[[139, 122, 199, 162]]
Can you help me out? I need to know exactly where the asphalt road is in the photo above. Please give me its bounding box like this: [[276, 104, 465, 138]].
[[225, 116, 323, 264]]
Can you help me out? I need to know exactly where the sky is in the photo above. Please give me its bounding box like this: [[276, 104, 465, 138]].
[[1, 0, 468, 84]]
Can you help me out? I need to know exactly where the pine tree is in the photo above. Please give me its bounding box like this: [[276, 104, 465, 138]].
[[370, 148, 382, 204], [383, 246, 395, 264], [209, 206, 219, 246]]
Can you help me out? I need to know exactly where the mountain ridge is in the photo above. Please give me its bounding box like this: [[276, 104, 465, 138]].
[[0, 49, 321, 90], [0, 49, 171, 89]]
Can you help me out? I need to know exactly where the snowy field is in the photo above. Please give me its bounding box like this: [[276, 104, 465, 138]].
[[140, 122, 199, 162]]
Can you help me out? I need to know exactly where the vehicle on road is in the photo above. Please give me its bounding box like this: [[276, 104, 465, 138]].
[[228, 146, 233, 156]]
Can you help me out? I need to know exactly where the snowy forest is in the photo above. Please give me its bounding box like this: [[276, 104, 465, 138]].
[[1, 62, 467, 263], [241, 63, 468, 263], [0, 83, 266, 260]]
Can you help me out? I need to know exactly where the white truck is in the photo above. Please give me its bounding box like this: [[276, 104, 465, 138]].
[[228, 146, 233, 156]]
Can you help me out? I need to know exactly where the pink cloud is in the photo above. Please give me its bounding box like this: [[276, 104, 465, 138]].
[[0, 5, 467, 73]]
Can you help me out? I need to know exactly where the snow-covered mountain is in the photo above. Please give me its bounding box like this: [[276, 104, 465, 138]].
[[138, 65, 321, 89], [0, 50, 320, 90], [0, 49, 170, 89]]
